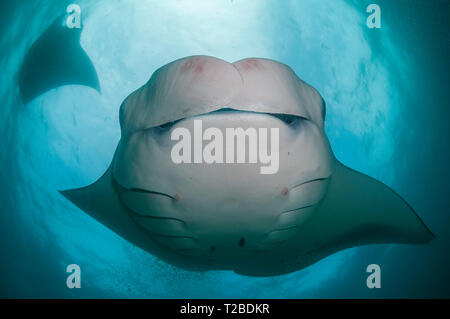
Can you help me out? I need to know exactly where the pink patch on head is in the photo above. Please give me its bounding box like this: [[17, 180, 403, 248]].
[[194, 61, 204, 73], [173, 194, 181, 201], [281, 187, 289, 196], [242, 59, 263, 70], [181, 58, 206, 74], [181, 60, 194, 72]]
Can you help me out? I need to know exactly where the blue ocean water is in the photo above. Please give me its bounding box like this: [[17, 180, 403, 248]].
[[0, 0, 449, 298]]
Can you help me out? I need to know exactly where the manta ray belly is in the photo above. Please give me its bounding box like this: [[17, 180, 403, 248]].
[[61, 56, 434, 276], [112, 111, 333, 265]]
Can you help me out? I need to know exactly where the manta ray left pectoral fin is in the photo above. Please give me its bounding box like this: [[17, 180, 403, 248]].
[[59, 167, 148, 247], [317, 161, 435, 248], [59, 168, 124, 228], [19, 15, 100, 104], [59, 167, 192, 269]]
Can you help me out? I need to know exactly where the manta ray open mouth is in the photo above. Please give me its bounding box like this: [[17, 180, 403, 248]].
[[61, 55, 434, 276]]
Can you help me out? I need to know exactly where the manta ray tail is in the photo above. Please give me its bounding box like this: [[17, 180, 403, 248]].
[[317, 161, 435, 247], [18, 15, 100, 104]]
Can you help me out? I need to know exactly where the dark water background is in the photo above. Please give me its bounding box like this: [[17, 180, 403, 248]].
[[0, 0, 449, 298]]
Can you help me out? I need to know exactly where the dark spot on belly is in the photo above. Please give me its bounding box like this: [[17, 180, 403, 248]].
[[210, 245, 215, 252], [238, 237, 246, 247]]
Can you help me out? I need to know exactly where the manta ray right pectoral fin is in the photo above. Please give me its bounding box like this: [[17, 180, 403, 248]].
[[317, 161, 435, 247]]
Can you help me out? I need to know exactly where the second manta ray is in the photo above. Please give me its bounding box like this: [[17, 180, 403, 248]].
[[61, 56, 434, 276]]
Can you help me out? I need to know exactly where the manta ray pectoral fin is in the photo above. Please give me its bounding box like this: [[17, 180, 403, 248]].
[[19, 15, 100, 104], [59, 168, 205, 271], [317, 161, 435, 247], [59, 167, 145, 244]]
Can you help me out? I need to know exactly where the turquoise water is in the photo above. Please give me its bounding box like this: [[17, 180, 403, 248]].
[[0, 0, 449, 298]]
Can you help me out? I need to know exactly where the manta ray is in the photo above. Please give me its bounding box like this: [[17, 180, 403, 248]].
[[61, 56, 434, 276], [19, 15, 100, 104]]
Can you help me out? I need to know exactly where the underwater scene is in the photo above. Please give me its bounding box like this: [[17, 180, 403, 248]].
[[0, 0, 449, 298]]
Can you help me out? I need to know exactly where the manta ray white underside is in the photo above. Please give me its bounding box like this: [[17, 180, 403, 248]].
[[61, 56, 434, 276]]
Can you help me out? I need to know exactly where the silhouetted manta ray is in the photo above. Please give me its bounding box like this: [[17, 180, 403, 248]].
[[18, 15, 100, 104], [61, 56, 434, 276]]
